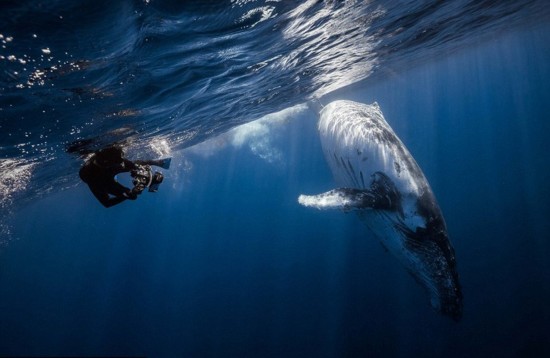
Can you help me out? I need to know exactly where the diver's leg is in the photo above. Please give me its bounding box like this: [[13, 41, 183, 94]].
[[89, 184, 127, 208], [108, 181, 132, 197]]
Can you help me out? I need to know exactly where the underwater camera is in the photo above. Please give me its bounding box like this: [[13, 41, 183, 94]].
[[131, 165, 164, 193], [149, 171, 164, 192]]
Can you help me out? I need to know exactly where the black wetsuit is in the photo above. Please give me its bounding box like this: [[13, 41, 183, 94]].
[[79, 147, 167, 208], [79, 153, 138, 208]]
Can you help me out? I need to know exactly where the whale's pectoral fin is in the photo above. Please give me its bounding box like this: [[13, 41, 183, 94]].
[[298, 188, 384, 211], [298, 172, 401, 212]]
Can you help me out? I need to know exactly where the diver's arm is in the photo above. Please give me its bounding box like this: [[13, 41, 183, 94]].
[[122, 159, 138, 170]]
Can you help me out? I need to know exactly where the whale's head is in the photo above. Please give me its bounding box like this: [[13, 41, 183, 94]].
[[318, 100, 427, 197]]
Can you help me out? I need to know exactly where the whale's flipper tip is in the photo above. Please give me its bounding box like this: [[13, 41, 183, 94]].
[[298, 189, 361, 210], [298, 190, 338, 210], [298, 184, 399, 212]]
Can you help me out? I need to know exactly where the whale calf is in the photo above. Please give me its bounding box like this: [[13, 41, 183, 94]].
[[299, 100, 462, 321]]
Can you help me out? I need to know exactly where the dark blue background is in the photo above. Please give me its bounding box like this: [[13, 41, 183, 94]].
[[1, 21, 549, 358]]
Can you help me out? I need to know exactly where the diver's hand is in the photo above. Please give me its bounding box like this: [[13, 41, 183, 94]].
[[124, 190, 138, 200], [131, 185, 144, 195]]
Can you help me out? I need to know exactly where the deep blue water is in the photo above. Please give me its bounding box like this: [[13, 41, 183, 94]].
[[1, 1, 550, 357]]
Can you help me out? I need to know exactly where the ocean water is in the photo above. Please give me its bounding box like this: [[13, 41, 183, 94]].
[[1, 1, 549, 357]]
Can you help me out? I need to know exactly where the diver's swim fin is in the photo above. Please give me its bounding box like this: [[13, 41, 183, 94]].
[[159, 158, 171, 170]]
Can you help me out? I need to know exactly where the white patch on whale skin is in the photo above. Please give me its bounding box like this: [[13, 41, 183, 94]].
[[298, 191, 362, 210]]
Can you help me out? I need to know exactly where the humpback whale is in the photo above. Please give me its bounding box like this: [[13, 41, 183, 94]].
[[299, 100, 462, 321]]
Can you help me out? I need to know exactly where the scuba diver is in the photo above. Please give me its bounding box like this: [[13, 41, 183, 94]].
[[79, 146, 171, 208]]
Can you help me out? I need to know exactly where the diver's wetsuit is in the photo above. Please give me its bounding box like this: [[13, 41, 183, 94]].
[[79, 147, 163, 208]]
